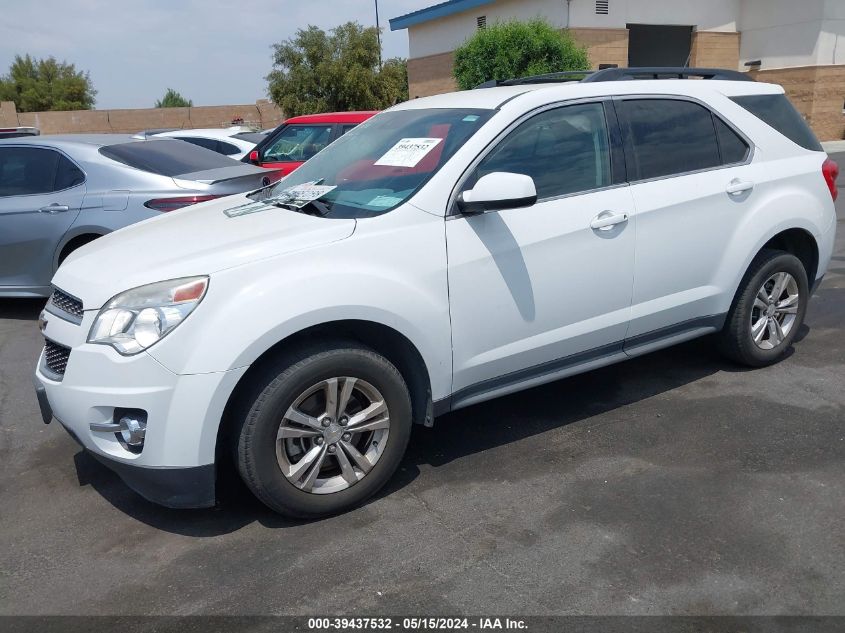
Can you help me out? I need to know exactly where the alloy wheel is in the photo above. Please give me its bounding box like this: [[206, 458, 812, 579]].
[[275, 377, 390, 494], [749, 271, 800, 350]]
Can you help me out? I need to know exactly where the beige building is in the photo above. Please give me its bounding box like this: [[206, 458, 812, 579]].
[[389, 0, 845, 140]]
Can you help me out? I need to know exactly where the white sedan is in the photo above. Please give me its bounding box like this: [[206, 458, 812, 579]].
[[150, 127, 263, 160]]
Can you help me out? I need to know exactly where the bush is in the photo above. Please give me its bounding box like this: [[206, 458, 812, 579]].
[[453, 19, 590, 90]]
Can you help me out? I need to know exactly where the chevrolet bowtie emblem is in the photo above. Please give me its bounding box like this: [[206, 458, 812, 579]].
[[38, 311, 48, 333]]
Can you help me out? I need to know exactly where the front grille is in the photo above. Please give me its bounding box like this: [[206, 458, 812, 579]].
[[44, 339, 71, 376], [50, 288, 84, 320]]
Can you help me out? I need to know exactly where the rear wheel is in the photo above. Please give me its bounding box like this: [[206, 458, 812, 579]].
[[718, 249, 808, 367], [235, 344, 412, 518]]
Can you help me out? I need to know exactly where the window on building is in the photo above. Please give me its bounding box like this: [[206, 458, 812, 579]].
[[477, 15, 487, 29], [621, 99, 721, 180], [470, 103, 612, 200], [595, 0, 609, 15]]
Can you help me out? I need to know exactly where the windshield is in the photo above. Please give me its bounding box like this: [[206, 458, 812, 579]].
[[262, 124, 334, 163], [256, 108, 494, 218]]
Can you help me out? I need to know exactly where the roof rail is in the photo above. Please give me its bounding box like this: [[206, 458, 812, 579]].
[[473, 66, 752, 89], [583, 67, 754, 82], [475, 71, 596, 89]]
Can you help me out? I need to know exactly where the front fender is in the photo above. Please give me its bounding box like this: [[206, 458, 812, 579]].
[[146, 206, 453, 400]]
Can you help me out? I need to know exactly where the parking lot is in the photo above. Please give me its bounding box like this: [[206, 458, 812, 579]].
[[1, 157, 843, 617]]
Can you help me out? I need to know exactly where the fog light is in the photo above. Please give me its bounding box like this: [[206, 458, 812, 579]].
[[89, 408, 147, 453], [119, 415, 146, 447]]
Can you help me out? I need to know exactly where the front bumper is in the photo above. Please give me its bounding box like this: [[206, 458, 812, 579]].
[[34, 310, 248, 508], [36, 381, 216, 508]]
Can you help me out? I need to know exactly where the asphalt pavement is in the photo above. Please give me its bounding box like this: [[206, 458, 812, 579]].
[[1, 156, 843, 617]]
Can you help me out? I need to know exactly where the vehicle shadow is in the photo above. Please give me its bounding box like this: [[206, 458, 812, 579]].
[[74, 334, 739, 536], [0, 298, 45, 320], [69, 282, 844, 536]]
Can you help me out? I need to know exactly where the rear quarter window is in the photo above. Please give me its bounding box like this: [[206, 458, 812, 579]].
[[730, 94, 822, 152], [99, 139, 240, 176]]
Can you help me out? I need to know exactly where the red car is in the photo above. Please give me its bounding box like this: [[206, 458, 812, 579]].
[[244, 111, 378, 177]]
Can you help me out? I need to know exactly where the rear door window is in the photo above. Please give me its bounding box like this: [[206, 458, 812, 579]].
[[621, 99, 721, 180], [0, 147, 62, 196], [99, 139, 240, 176], [730, 94, 822, 152]]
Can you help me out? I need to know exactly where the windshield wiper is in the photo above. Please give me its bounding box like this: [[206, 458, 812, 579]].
[[266, 198, 332, 217], [260, 178, 332, 216]]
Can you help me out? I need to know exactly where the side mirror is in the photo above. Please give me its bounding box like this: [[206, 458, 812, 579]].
[[457, 172, 537, 215]]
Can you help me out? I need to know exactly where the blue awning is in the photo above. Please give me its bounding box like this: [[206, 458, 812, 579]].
[[389, 0, 496, 31]]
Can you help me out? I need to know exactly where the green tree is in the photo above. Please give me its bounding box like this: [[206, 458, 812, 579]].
[[155, 88, 193, 108], [267, 22, 408, 116], [453, 19, 590, 90], [0, 54, 96, 112]]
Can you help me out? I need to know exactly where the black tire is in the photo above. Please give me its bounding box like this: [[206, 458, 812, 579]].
[[234, 342, 412, 518], [718, 248, 809, 367]]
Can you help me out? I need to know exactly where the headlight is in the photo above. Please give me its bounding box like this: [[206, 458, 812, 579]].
[[88, 277, 208, 355]]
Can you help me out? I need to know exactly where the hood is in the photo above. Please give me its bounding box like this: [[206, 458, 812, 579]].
[[54, 194, 356, 309]]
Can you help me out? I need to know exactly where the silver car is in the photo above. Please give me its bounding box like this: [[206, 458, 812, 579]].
[[0, 134, 277, 297]]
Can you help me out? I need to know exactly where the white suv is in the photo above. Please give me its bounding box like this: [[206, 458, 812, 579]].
[[35, 68, 838, 517]]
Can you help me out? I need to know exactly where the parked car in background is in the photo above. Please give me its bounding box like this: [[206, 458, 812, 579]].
[[0, 135, 278, 297], [244, 111, 377, 177], [34, 69, 837, 517], [131, 128, 179, 140], [0, 126, 40, 139], [148, 127, 261, 160]]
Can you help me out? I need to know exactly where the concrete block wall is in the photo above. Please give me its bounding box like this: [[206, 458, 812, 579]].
[[1, 101, 19, 127], [0, 99, 284, 135], [689, 31, 741, 68], [570, 28, 630, 69], [408, 52, 458, 99]]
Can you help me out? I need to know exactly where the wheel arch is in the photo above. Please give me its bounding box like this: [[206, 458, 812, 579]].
[[722, 225, 820, 322], [54, 230, 106, 268], [759, 227, 819, 287], [216, 319, 435, 467]]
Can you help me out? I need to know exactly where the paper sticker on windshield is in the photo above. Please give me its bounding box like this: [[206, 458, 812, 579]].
[[374, 138, 442, 168], [224, 201, 273, 218], [368, 195, 403, 208], [268, 183, 337, 208]]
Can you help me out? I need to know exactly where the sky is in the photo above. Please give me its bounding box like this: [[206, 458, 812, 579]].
[[0, 0, 433, 110]]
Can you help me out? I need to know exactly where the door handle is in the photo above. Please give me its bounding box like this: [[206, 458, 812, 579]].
[[39, 204, 70, 214], [726, 179, 754, 195], [590, 211, 629, 231]]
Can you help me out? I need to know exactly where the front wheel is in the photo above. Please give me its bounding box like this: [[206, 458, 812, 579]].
[[718, 249, 809, 367], [235, 344, 412, 518]]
